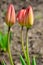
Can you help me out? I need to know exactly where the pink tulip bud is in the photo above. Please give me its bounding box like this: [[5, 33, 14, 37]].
[[17, 9, 26, 26], [25, 5, 34, 28], [5, 4, 16, 27]]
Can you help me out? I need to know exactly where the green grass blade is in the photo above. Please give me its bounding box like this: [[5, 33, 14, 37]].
[[32, 56, 36, 65], [20, 55, 26, 65], [1, 61, 6, 65]]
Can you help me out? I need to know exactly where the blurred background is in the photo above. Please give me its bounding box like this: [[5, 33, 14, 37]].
[[0, 0, 43, 65]]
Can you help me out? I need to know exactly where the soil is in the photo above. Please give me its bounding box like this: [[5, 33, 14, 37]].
[[0, 0, 43, 65]]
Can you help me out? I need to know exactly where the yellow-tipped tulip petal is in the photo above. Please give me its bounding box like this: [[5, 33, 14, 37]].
[[25, 6, 34, 28]]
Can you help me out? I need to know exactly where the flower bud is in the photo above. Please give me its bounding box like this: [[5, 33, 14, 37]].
[[25, 6, 34, 28], [17, 9, 26, 26], [5, 4, 16, 27]]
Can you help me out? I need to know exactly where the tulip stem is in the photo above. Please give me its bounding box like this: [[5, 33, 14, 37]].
[[26, 28, 30, 65], [21, 27, 27, 61], [8, 26, 14, 65]]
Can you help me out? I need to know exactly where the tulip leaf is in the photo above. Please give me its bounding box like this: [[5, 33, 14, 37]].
[[1, 61, 6, 65], [0, 31, 12, 52], [32, 56, 36, 65], [0, 32, 8, 51], [20, 55, 26, 65], [2, 33, 8, 51]]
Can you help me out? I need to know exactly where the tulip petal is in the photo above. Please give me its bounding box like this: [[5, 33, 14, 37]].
[[25, 5, 34, 28], [5, 4, 16, 27], [17, 9, 26, 26]]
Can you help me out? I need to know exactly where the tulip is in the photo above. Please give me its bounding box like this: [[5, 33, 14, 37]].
[[5, 4, 16, 27], [17, 6, 34, 28], [17, 9, 26, 26], [5, 4, 16, 65], [25, 5, 34, 28]]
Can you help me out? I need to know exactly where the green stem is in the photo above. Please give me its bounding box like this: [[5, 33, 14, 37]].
[[21, 27, 27, 60], [8, 27, 14, 65], [26, 28, 30, 65]]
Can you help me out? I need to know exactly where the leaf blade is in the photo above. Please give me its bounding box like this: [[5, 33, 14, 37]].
[[32, 56, 36, 65], [20, 55, 26, 65]]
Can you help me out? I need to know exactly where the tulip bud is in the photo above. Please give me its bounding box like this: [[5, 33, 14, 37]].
[[25, 6, 34, 28], [17, 9, 26, 26], [5, 4, 16, 27]]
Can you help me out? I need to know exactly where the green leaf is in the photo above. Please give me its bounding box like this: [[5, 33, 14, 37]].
[[0, 32, 8, 51], [2, 33, 8, 51], [0, 31, 12, 52], [20, 55, 26, 65], [32, 56, 36, 65], [1, 61, 6, 65], [0, 32, 3, 49]]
